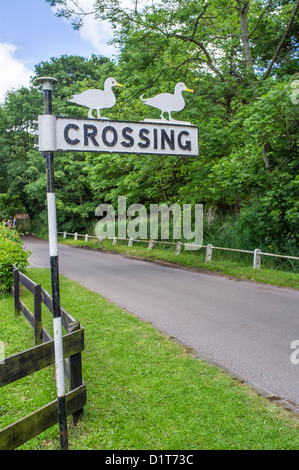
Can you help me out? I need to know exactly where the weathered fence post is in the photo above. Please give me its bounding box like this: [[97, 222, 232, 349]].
[[33, 284, 42, 345], [205, 244, 213, 263], [113, 237, 117, 245], [13, 267, 20, 316], [63, 231, 67, 239], [175, 241, 181, 255], [84, 234, 88, 242], [128, 237, 133, 246], [253, 249, 261, 269], [148, 240, 154, 250], [68, 321, 84, 425], [74, 232, 78, 241]]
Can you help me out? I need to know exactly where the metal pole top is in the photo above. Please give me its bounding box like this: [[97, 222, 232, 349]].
[[36, 76, 58, 91]]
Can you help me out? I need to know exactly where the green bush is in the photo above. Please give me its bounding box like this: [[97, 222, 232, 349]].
[[0, 223, 31, 291]]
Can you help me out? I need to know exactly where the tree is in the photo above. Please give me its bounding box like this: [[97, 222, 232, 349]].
[[46, 0, 299, 86], [0, 55, 119, 233], [1, 4, 298, 253], [46, 1, 299, 186], [0, 194, 26, 220]]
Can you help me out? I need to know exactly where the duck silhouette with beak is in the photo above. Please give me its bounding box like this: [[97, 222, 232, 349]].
[[140, 82, 194, 123], [69, 77, 124, 119]]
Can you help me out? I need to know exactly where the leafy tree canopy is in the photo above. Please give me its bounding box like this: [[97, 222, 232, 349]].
[[0, 3, 298, 256]]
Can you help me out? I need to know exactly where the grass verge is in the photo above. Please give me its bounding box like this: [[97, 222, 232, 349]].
[[0, 268, 298, 450], [56, 236, 299, 290]]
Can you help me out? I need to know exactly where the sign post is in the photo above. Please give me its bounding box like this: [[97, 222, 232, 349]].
[[36, 77, 68, 451], [36, 76, 198, 450]]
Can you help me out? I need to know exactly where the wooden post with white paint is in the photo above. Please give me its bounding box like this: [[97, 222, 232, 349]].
[[253, 249, 261, 269], [148, 240, 154, 250], [175, 241, 181, 255], [205, 244, 213, 263]]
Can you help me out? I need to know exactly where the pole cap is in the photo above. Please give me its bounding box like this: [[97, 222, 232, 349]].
[[35, 76, 58, 91]]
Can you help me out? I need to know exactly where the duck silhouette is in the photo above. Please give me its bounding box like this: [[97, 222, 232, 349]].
[[140, 82, 193, 122], [69, 77, 124, 119]]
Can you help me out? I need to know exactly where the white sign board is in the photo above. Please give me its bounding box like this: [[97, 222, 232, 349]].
[[38, 116, 199, 157]]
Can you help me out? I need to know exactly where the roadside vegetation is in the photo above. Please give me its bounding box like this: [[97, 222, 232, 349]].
[[0, 268, 299, 450], [0, 223, 30, 292], [55, 235, 299, 290]]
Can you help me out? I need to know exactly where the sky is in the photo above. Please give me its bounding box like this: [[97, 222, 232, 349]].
[[0, 0, 121, 103]]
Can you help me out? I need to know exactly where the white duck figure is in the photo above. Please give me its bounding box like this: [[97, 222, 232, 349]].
[[140, 82, 193, 122], [69, 77, 124, 119]]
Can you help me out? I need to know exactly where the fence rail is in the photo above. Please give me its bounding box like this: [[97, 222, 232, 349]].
[[58, 231, 299, 270], [0, 265, 86, 450]]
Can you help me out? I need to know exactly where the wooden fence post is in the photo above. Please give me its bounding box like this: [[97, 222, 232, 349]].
[[113, 237, 117, 245], [253, 249, 261, 269], [74, 232, 78, 241], [68, 321, 84, 425], [128, 238, 133, 246], [34, 284, 42, 345], [175, 241, 181, 255], [13, 268, 20, 316], [205, 244, 213, 263], [148, 240, 154, 250]]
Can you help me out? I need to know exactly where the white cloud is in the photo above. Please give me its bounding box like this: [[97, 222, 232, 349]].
[[51, 0, 141, 57], [0, 43, 33, 103], [51, 0, 117, 57], [79, 12, 116, 56]]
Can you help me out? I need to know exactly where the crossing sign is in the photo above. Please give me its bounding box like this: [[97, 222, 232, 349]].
[[38, 115, 199, 157], [38, 76, 199, 157]]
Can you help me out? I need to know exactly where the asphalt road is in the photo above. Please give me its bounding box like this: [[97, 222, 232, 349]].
[[23, 236, 299, 410]]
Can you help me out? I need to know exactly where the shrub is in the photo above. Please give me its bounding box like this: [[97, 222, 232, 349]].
[[0, 223, 31, 292]]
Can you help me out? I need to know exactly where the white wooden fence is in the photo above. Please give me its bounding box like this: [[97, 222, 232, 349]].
[[57, 231, 299, 270]]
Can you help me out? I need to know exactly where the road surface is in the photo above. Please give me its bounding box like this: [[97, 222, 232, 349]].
[[23, 236, 299, 411]]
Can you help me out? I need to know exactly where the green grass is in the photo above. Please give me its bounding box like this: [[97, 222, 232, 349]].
[[0, 292, 57, 434], [57, 236, 299, 290], [1, 268, 299, 450]]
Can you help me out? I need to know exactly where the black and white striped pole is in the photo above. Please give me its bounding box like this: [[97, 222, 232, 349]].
[[36, 77, 68, 450]]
